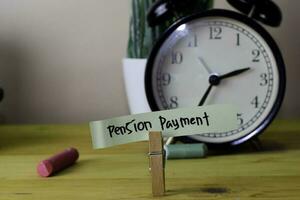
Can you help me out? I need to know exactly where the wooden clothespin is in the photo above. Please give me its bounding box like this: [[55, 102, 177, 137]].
[[148, 131, 165, 197]]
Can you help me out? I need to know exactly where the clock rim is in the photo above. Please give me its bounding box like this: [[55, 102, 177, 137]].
[[144, 9, 286, 146]]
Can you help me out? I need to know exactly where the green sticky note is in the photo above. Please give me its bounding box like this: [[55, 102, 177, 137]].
[[90, 104, 238, 149]]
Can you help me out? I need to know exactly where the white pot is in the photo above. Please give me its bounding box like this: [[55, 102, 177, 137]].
[[122, 58, 151, 114]]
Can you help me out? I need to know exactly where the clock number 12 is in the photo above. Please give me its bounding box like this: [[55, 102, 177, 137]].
[[209, 27, 222, 40]]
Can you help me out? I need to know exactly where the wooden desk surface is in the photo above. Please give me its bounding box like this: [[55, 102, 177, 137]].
[[0, 121, 299, 200]]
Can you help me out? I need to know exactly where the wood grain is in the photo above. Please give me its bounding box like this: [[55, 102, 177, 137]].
[[0, 121, 299, 199], [149, 155, 165, 197], [149, 131, 165, 196], [148, 131, 163, 154]]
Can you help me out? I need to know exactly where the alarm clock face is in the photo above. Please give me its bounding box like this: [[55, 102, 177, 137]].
[[145, 10, 285, 145]]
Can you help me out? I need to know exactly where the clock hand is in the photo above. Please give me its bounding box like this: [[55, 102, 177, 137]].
[[219, 67, 251, 80], [198, 57, 213, 74], [198, 84, 213, 106], [198, 73, 221, 106], [198, 67, 250, 106]]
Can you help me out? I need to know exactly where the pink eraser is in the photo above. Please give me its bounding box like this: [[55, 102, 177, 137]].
[[37, 147, 79, 177]]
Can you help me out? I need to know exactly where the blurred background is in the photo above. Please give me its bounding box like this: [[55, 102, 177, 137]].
[[0, 0, 298, 124]]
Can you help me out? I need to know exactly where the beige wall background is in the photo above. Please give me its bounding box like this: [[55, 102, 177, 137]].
[[0, 0, 298, 124]]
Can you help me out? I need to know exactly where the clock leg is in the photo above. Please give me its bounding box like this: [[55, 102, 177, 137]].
[[249, 136, 263, 151]]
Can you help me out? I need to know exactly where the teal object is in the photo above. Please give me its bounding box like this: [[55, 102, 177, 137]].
[[164, 143, 208, 159]]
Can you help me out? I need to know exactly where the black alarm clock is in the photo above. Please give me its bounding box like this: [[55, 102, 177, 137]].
[[145, 0, 286, 145]]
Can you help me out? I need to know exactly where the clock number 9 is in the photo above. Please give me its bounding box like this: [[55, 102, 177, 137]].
[[162, 73, 171, 86], [169, 96, 178, 109], [260, 73, 268, 86], [209, 27, 222, 40]]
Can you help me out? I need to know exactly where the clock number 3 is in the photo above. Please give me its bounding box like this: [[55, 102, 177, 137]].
[[260, 73, 268, 86]]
